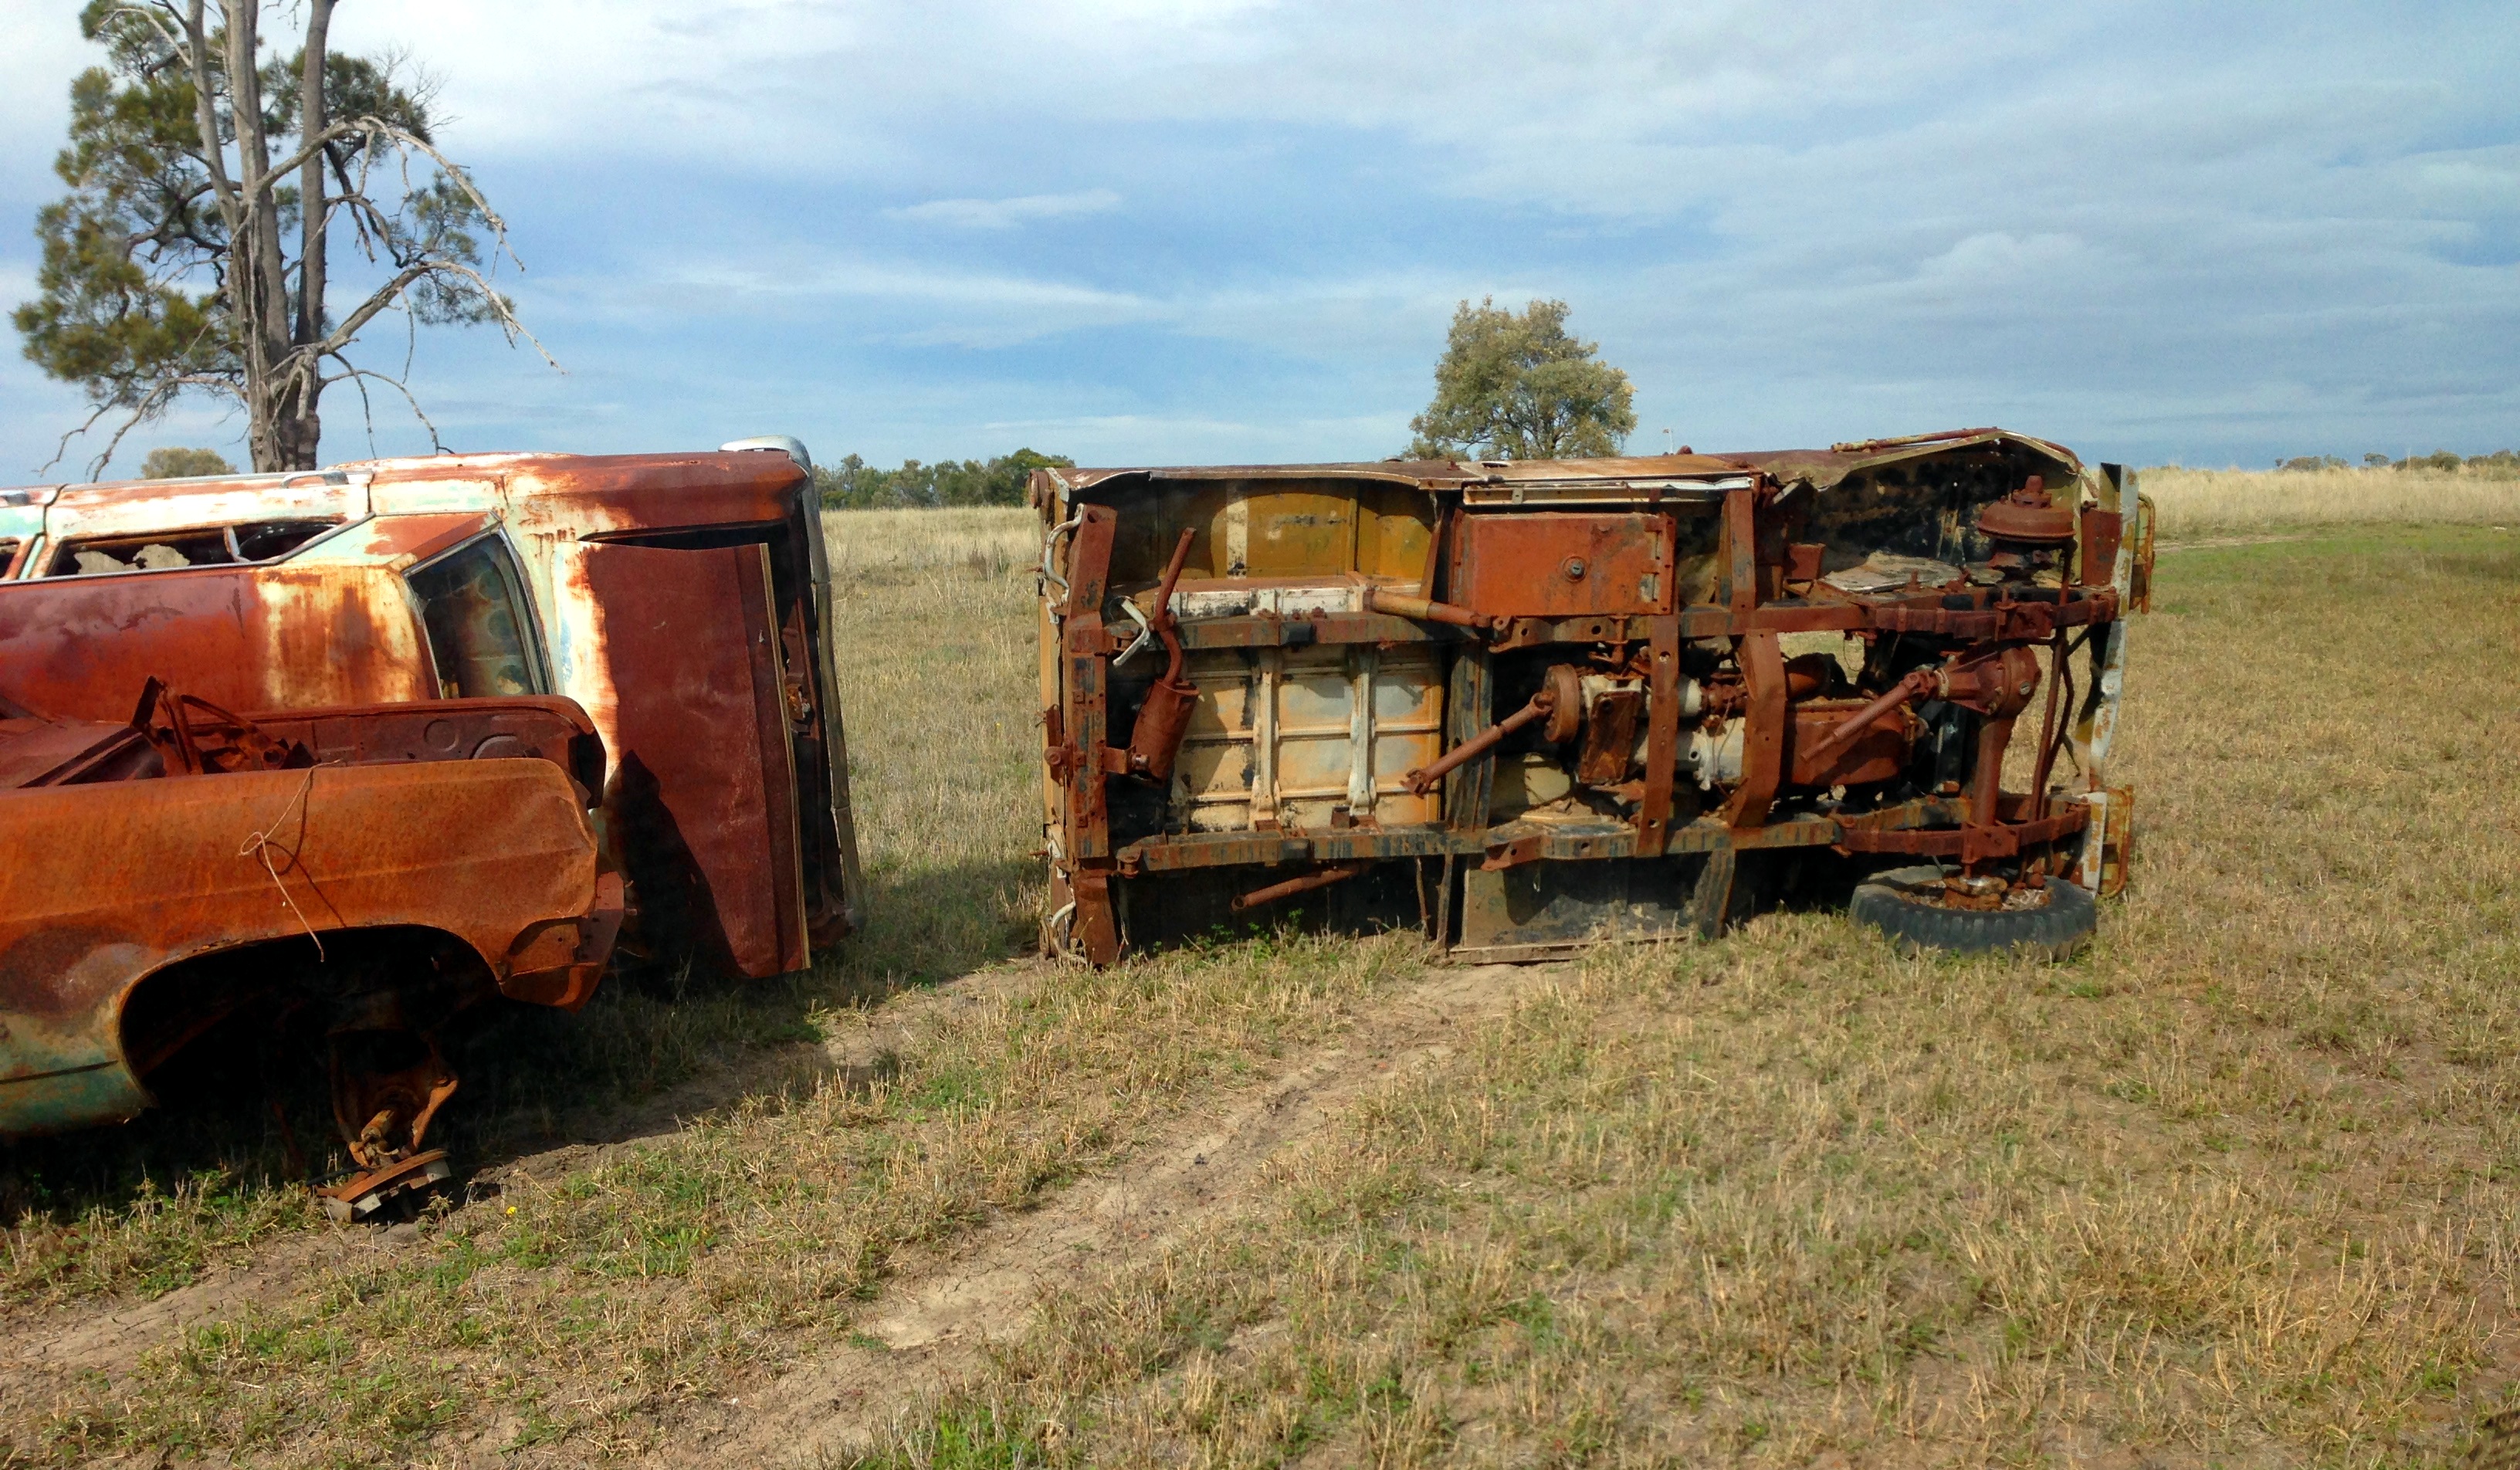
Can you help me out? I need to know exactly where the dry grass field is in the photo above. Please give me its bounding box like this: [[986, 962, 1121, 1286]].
[[2142, 463, 2520, 541], [2, 470, 2517, 1467]]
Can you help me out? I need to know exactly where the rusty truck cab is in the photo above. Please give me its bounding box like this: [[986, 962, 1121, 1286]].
[[0, 442, 861, 981], [1036, 430, 2150, 963]]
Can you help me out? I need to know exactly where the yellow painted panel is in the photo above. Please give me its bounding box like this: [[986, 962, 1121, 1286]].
[[1357, 486, 1436, 583], [1241, 489, 1353, 577]]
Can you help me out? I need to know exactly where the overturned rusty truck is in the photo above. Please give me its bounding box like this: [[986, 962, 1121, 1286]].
[[0, 441, 859, 1213], [1033, 429, 2151, 964]]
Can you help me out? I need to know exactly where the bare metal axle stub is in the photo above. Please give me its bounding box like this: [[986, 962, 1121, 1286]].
[[317, 1148, 455, 1223]]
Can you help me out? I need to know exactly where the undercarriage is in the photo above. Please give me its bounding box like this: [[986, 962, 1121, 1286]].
[[1035, 429, 2152, 963]]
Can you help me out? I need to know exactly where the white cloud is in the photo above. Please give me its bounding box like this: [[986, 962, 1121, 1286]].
[[524, 254, 1160, 350], [0, 7, 90, 197], [686, 257, 1147, 312], [886, 189, 1123, 229], [2, 0, 2515, 471]]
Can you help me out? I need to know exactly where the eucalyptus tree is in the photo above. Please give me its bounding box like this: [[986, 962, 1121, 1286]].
[[14, 1, 547, 475]]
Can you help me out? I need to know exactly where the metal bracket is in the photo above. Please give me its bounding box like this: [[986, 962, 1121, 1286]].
[[1043, 899, 1079, 961], [1111, 597, 1155, 666], [1040, 513, 1086, 615]]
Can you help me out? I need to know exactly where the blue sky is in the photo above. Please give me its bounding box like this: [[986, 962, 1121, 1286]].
[[2, 0, 2515, 478]]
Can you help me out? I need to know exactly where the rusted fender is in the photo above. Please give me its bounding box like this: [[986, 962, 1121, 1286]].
[[0, 563, 433, 723], [0, 759, 615, 1136]]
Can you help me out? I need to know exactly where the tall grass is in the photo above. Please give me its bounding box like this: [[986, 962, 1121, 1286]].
[[2142, 466, 2520, 540], [822, 506, 1037, 581]]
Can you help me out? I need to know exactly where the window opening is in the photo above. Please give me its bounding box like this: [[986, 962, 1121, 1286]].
[[407, 535, 544, 699], [42, 519, 337, 578]]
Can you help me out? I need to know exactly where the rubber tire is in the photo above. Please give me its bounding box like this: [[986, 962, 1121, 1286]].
[[1848, 864, 2096, 959]]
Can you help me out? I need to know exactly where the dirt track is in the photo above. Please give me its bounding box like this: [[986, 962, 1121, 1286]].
[[649, 960, 1548, 1467]]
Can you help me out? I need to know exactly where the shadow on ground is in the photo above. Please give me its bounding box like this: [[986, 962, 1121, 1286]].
[[0, 852, 1039, 1235]]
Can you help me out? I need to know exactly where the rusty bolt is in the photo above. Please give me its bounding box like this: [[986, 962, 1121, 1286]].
[[1562, 556, 1588, 581]]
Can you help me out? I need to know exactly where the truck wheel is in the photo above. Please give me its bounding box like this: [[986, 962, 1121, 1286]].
[[1848, 865, 2096, 959]]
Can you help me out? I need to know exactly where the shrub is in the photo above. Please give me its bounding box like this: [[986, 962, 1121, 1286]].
[[139, 447, 235, 479]]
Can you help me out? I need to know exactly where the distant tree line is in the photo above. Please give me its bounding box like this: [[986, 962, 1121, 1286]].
[[2280, 450, 2520, 473], [812, 448, 1073, 508]]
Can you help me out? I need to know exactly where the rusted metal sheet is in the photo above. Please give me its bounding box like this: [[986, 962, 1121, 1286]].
[[0, 696, 163, 788], [0, 757, 606, 1136], [1741, 428, 2083, 494], [2077, 507, 2123, 587], [1726, 632, 1787, 828], [569, 540, 807, 979], [1452, 513, 1675, 616], [1787, 701, 1910, 788], [309, 510, 495, 568], [0, 564, 435, 720], [1454, 855, 1710, 962], [1036, 429, 2144, 964], [2072, 786, 2136, 897], [1173, 644, 1446, 834], [245, 696, 604, 795], [489, 452, 806, 538]]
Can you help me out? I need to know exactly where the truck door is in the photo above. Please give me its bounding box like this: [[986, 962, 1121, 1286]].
[[564, 540, 808, 978]]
